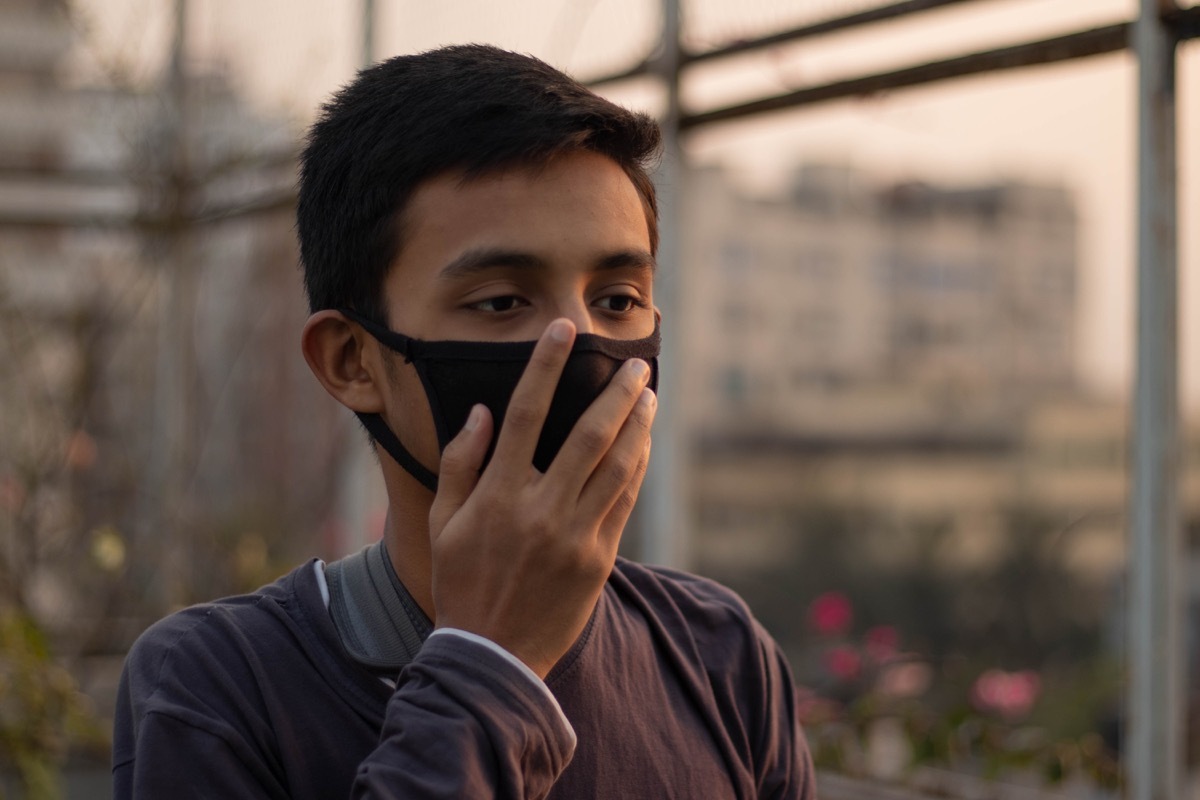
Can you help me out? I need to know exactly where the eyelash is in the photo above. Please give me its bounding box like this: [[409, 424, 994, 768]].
[[596, 294, 647, 313], [470, 296, 528, 313], [468, 292, 648, 314]]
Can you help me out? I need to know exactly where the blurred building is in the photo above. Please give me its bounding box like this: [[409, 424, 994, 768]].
[[0, 0, 345, 742], [680, 162, 1199, 668], [694, 395, 1200, 576], [683, 162, 1077, 442]]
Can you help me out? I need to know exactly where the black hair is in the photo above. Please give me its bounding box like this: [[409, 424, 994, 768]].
[[297, 44, 663, 321]]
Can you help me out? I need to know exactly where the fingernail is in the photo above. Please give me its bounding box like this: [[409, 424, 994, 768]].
[[628, 359, 649, 381], [548, 319, 571, 343], [639, 387, 657, 409], [465, 404, 484, 432]]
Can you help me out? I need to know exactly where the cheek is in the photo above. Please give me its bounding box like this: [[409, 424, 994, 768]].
[[387, 361, 443, 468]]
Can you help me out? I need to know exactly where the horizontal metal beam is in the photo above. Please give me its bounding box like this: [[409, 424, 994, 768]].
[[193, 189, 296, 224], [585, 58, 653, 89], [0, 147, 298, 190], [0, 189, 296, 230], [686, 0, 983, 65], [681, 22, 1130, 130], [0, 165, 129, 186], [591, 6, 1197, 131], [586, 0, 984, 86], [0, 210, 133, 229]]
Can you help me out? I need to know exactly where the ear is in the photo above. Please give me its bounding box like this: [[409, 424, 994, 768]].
[[301, 310, 387, 413]]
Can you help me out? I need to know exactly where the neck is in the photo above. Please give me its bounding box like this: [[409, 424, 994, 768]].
[[379, 458, 436, 624]]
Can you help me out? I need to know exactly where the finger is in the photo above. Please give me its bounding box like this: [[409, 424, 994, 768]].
[[595, 434, 652, 555], [574, 386, 656, 522], [429, 404, 493, 539], [489, 318, 574, 476], [545, 357, 652, 499]]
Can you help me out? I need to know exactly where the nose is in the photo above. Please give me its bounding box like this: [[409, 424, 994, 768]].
[[552, 298, 594, 336]]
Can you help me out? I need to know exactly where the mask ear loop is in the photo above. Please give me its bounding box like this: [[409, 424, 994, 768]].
[[353, 410, 439, 492], [339, 309, 440, 493], [340, 308, 417, 358]]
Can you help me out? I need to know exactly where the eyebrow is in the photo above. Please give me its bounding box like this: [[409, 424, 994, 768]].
[[438, 247, 656, 281]]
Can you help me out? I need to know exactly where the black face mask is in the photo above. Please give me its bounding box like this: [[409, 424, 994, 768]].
[[341, 309, 660, 492]]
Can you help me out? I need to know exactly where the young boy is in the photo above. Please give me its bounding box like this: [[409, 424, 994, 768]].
[[113, 44, 814, 799]]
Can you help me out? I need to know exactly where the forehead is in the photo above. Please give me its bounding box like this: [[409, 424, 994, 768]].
[[397, 150, 651, 263]]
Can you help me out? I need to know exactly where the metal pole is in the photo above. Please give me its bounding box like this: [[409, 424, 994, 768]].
[[642, 0, 687, 568], [362, 0, 376, 68], [133, 0, 201, 609], [1127, 0, 1181, 798], [166, 0, 200, 605], [328, 0, 380, 559]]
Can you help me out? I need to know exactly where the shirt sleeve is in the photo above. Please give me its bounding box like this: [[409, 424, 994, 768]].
[[314, 560, 576, 749], [113, 709, 292, 799], [112, 638, 297, 800], [427, 628, 576, 750], [752, 620, 818, 800], [352, 631, 576, 800]]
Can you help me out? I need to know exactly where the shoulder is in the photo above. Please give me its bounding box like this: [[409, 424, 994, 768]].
[[113, 562, 377, 797], [604, 560, 805, 764], [608, 560, 815, 796], [120, 562, 320, 719], [611, 557, 757, 629], [607, 557, 774, 664], [128, 563, 308, 656]]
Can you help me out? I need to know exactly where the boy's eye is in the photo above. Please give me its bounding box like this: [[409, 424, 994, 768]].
[[471, 296, 527, 313], [597, 295, 640, 313]]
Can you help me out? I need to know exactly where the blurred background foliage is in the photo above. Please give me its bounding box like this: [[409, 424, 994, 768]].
[[704, 505, 1126, 789], [0, 611, 106, 800]]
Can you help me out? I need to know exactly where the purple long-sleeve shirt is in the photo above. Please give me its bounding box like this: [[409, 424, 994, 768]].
[[113, 557, 815, 799]]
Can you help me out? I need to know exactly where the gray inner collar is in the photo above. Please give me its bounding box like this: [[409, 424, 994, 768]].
[[324, 539, 431, 674]]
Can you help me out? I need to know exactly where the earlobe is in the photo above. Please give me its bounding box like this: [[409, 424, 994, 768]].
[[301, 310, 387, 413]]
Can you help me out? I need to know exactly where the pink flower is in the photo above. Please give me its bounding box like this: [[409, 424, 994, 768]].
[[823, 645, 862, 682], [864, 625, 899, 662], [971, 669, 1042, 720], [807, 591, 853, 636], [875, 660, 931, 699]]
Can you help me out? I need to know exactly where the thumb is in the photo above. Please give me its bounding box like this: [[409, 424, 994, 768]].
[[429, 404, 492, 536]]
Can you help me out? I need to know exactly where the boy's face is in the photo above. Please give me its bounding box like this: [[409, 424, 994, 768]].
[[375, 149, 658, 477]]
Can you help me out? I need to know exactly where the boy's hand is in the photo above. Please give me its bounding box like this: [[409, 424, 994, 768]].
[[427, 318, 656, 678]]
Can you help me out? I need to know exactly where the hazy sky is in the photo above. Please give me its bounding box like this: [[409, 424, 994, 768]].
[[70, 0, 1199, 407]]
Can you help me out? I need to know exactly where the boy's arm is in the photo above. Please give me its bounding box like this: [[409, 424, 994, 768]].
[[353, 631, 575, 799]]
